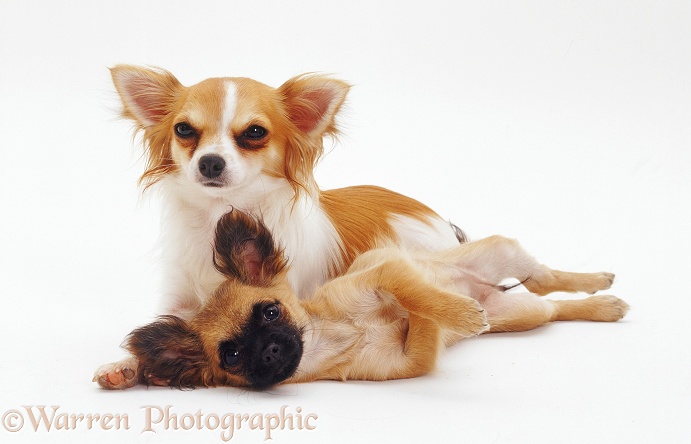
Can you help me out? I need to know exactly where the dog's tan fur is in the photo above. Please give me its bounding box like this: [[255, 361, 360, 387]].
[[122, 211, 628, 390]]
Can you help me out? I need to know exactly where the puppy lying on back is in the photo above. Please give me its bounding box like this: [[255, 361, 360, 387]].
[[126, 211, 628, 390]]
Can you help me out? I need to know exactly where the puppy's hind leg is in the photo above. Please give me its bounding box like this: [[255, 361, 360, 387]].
[[523, 268, 615, 296], [441, 235, 615, 296], [483, 289, 629, 333], [551, 295, 630, 322]]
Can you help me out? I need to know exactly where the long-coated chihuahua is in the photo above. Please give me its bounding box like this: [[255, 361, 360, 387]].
[[122, 211, 628, 390], [95, 66, 467, 388]]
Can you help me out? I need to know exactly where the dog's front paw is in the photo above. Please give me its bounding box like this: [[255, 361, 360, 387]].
[[446, 297, 490, 338], [93, 357, 139, 390]]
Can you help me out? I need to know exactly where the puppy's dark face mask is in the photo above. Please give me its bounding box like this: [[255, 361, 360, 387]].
[[216, 300, 303, 389], [126, 210, 306, 390]]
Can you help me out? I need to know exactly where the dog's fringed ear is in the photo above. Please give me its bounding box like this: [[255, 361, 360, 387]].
[[110, 65, 182, 127], [213, 210, 287, 286], [126, 316, 212, 389], [279, 74, 350, 138]]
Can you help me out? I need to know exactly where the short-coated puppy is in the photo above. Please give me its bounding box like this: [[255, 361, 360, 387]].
[[95, 66, 468, 388], [123, 211, 628, 390]]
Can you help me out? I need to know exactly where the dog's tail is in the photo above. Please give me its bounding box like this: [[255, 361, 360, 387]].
[[450, 222, 468, 244]]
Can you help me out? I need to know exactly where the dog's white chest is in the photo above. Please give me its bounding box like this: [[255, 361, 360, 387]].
[[259, 195, 343, 298]]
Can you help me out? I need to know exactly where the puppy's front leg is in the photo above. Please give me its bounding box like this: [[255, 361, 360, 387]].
[[396, 314, 442, 378], [94, 297, 201, 390], [93, 356, 139, 390]]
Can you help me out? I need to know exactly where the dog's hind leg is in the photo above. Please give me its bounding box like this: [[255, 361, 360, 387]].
[[439, 235, 615, 296], [522, 268, 615, 296], [480, 287, 629, 333]]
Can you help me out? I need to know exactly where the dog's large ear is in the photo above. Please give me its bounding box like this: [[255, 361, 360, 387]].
[[213, 210, 287, 286], [126, 316, 212, 388], [279, 74, 350, 139], [110, 65, 182, 127]]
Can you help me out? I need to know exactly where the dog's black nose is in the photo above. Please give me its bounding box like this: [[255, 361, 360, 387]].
[[198, 155, 226, 179], [261, 342, 283, 365], [248, 330, 302, 389]]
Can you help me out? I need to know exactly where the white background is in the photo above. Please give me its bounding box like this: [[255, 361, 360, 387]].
[[1, 1, 689, 443]]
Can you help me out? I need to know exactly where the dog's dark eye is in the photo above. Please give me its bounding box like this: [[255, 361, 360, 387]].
[[222, 349, 240, 367], [263, 304, 280, 322], [243, 125, 267, 139], [174, 122, 196, 138]]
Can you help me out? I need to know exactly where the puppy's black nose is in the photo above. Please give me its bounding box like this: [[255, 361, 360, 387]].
[[261, 342, 283, 365], [198, 155, 226, 179], [248, 332, 302, 389]]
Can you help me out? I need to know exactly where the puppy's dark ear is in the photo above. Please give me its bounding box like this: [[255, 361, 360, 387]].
[[126, 316, 212, 388], [213, 210, 287, 286]]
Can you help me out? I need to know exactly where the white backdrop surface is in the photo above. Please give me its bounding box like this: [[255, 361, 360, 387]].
[[0, 1, 689, 443]]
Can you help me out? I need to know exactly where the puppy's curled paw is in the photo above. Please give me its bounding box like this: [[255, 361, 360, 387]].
[[93, 357, 139, 390]]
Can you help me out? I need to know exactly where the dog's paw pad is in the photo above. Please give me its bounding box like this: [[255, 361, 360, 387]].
[[93, 358, 139, 390]]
